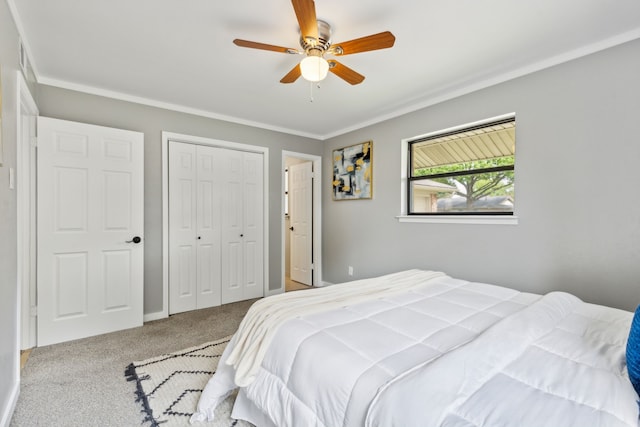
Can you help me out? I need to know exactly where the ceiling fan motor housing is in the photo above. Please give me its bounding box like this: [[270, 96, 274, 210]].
[[300, 19, 332, 53]]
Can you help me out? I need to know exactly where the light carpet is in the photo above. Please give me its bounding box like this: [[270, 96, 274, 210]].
[[125, 336, 253, 427]]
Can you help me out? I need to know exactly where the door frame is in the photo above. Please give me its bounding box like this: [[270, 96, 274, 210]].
[[281, 151, 322, 290], [17, 72, 38, 349], [159, 132, 270, 321]]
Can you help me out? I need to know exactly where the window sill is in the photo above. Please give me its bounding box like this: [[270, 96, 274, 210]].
[[396, 215, 518, 225]]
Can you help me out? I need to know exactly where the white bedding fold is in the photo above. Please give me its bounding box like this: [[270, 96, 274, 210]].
[[365, 292, 637, 427], [225, 269, 445, 387]]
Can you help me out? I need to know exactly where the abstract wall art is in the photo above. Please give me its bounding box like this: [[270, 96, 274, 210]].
[[332, 141, 372, 200]]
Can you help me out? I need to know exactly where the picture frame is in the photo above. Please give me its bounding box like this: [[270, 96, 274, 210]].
[[332, 140, 373, 200]]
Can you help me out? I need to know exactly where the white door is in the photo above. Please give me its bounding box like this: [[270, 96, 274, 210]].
[[221, 149, 243, 303], [37, 117, 144, 346], [195, 145, 222, 309], [168, 142, 197, 313], [289, 162, 313, 285], [221, 150, 264, 303], [241, 152, 264, 300], [169, 142, 221, 314]]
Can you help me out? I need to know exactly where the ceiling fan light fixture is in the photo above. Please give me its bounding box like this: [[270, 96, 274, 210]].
[[300, 55, 329, 82]]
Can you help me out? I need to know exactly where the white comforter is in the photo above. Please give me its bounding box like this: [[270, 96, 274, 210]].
[[367, 291, 638, 427], [225, 269, 445, 387], [192, 270, 638, 427]]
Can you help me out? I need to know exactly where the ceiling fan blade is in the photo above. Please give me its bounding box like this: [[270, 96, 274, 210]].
[[292, 0, 318, 42], [280, 64, 302, 84], [329, 31, 396, 55], [233, 39, 298, 54], [328, 60, 365, 85]]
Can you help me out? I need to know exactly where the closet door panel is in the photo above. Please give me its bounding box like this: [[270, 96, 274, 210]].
[[242, 152, 264, 300], [221, 149, 245, 303], [169, 142, 197, 314], [195, 145, 221, 309]]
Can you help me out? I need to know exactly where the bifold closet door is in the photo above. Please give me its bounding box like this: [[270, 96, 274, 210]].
[[221, 150, 264, 304], [169, 142, 221, 314]]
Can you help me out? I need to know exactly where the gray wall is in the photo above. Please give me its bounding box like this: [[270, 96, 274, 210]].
[[36, 86, 323, 315], [323, 39, 640, 312]]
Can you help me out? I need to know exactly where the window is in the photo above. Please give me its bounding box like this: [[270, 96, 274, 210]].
[[408, 116, 515, 215]]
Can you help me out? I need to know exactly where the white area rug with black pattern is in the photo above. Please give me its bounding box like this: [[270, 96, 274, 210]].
[[125, 336, 253, 427]]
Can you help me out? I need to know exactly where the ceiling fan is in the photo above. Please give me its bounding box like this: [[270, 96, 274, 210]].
[[233, 0, 396, 85]]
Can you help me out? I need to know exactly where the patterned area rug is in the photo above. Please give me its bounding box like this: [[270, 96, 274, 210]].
[[125, 336, 253, 427]]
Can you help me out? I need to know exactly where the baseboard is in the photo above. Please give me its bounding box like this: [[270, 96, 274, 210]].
[[143, 310, 167, 323], [0, 381, 19, 427], [266, 288, 284, 297], [320, 281, 334, 287]]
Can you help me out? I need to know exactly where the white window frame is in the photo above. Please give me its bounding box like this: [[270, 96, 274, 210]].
[[398, 113, 519, 225]]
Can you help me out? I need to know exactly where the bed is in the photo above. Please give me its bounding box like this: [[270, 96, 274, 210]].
[[191, 269, 639, 427]]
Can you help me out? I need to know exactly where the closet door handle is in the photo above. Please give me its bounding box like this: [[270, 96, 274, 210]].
[[126, 236, 142, 244], [240, 234, 244, 237], [197, 236, 201, 240], [289, 226, 294, 231]]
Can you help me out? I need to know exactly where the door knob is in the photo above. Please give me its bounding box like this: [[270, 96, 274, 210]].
[[240, 234, 244, 237], [197, 236, 201, 240], [289, 226, 294, 231], [126, 236, 142, 244]]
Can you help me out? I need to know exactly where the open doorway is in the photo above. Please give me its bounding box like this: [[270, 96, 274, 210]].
[[282, 151, 322, 293]]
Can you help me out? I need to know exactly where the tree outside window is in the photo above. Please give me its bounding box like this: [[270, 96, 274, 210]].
[[408, 117, 515, 215]]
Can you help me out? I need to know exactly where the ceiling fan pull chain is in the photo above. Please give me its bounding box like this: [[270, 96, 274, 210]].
[[309, 81, 314, 102]]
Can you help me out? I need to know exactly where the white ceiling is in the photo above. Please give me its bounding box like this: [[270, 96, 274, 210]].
[[9, 0, 640, 140]]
